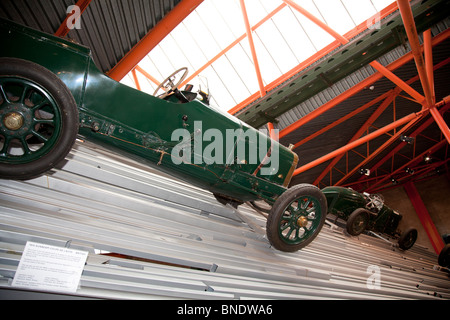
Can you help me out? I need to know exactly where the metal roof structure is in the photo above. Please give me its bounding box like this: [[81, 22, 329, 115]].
[[0, 0, 449, 300], [0, 0, 183, 73]]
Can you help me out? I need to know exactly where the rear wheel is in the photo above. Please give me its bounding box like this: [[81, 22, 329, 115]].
[[0, 58, 78, 179], [438, 244, 450, 267], [266, 184, 327, 252], [398, 227, 417, 250]]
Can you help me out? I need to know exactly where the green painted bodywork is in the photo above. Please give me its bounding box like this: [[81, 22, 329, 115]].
[[322, 186, 402, 236], [0, 18, 299, 203]]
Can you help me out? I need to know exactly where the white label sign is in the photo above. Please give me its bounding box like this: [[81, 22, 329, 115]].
[[12, 242, 88, 294]]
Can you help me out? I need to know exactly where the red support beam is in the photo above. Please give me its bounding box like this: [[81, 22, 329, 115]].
[[403, 181, 444, 254], [267, 122, 278, 141], [135, 65, 161, 87], [230, 1, 400, 115], [278, 29, 450, 139], [429, 107, 450, 144], [334, 115, 421, 185], [107, 0, 203, 81], [353, 61, 450, 187], [293, 93, 389, 149], [366, 138, 448, 193], [131, 69, 141, 91], [313, 55, 450, 186], [397, 0, 434, 109], [369, 60, 425, 104], [183, 3, 287, 90], [341, 158, 448, 191], [282, 0, 348, 45], [239, 0, 265, 98], [296, 42, 450, 185], [293, 111, 420, 176], [54, 0, 91, 37], [396, 1, 450, 143], [367, 158, 448, 193], [358, 105, 449, 189], [312, 91, 398, 185], [423, 29, 435, 105]]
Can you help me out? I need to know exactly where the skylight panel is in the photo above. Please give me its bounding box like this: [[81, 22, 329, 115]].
[[146, 45, 176, 81], [254, 19, 299, 75], [258, 0, 284, 13], [139, 56, 160, 84], [173, 23, 208, 70], [242, 0, 271, 26], [313, 0, 355, 35], [134, 70, 156, 93], [270, 6, 317, 64], [372, 0, 396, 12], [201, 66, 237, 109], [208, 0, 245, 41], [160, 35, 193, 72], [292, 10, 335, 51], [120, 0, 398, 112], [183, 10, 222, 60], [342, 0, 378, 26], [213, 54, 252, 104], [225, 45, 259, 94]]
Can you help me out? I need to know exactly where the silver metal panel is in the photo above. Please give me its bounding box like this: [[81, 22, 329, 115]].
[[0, 141, 449, 299]]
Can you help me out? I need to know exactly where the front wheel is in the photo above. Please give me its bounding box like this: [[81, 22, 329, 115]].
[[266, 184, 327, 252], [0, 58, 78, 179], [346, 208, 369, 236], [398, 227, 417, 250]]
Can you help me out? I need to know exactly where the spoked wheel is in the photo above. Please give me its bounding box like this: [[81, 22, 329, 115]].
[[266, 184, 327, 252], [0, 58, 78, 179], [346, 208, 369, 236]]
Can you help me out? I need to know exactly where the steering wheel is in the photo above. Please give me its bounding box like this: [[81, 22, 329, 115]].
[[153, 67, 188, 99]]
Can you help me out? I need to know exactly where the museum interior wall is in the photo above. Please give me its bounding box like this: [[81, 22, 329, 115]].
[[382, 174, 450, 249]]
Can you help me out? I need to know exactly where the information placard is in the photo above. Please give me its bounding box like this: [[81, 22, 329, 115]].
[[12, 241, 88, 294]]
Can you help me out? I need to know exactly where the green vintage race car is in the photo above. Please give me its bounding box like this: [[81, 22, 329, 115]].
[[322, 186, 417, 250], [0, 18, 327, 252]]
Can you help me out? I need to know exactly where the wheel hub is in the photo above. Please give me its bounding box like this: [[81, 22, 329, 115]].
[[0, 104, 32, 136], [296, 216, 308, 228], [3, 112, 24, 130]]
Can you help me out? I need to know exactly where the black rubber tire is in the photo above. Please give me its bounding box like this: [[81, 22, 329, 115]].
[[398, 227, 418, 250], [346, 208, 369, 236], [0, 58, 78, 179], [266, 184, 327, 252], [438, 244, 450, 267]]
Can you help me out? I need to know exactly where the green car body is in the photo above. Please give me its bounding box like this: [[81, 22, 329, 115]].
[[322, 186, 417, 249], [0, 18, 298, 203], [323, 186, 401, 235], [0, 18, 327, 252]]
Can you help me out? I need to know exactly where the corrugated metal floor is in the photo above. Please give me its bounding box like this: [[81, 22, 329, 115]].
[[0, 140, 449, 300]]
